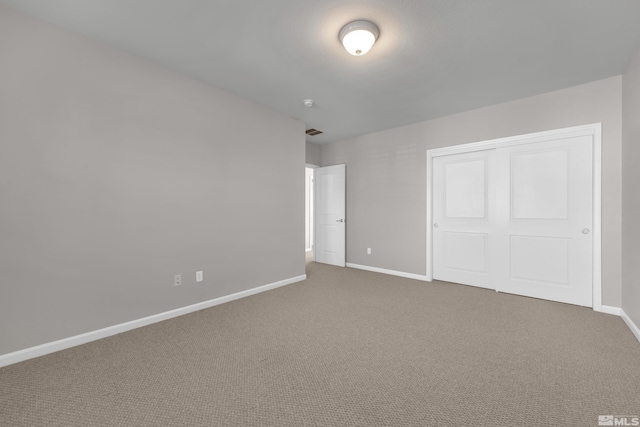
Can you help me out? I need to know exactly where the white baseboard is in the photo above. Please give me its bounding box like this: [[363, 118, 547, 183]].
[[595, 306, 640, 344], [346, 263, 428, 281], [0, 274, 306, 368], [621, 309, 640, 343], [598, 305, 622, 316]]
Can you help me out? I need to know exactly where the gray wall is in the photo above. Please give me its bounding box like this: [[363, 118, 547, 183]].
[[0, 5, 305, 355], [322, 76, 623, 307], [622, 46, 640, 327], [306, 141, 321, 166]]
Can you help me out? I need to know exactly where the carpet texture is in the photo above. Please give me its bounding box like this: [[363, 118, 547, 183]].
[[1, 259, 639, 426]]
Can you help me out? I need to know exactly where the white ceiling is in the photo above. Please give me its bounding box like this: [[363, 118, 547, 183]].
[[2, 0, 640, 144]]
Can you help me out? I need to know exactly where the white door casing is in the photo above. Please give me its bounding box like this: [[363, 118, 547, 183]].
[[305, 166, 316, 252], [314, 164, 346, 267], [427, 124, 602, 309]]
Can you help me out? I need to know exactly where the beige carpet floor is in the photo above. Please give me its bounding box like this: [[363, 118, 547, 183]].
[[1, 258, 639, 426]]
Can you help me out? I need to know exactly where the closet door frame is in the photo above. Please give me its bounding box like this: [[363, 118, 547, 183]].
[[426, 123, 602, 311]]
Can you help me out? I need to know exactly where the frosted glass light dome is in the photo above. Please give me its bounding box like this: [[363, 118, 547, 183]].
[[339, 20, 379, 56]]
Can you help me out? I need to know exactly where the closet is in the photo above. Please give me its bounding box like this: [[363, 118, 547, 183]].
[[427, 124, 600, 307]]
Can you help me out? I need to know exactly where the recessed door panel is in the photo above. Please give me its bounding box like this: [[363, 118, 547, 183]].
[[510, 235, 569, 285], [512, 150, 569, 220], [444, 232, 487, 273], [445, 160, 486, 218]]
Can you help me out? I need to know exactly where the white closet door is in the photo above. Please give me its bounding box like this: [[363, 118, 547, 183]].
[[431, 135, 593, 307], [432, 150, 496, 289], [496, 136, 593, 306]]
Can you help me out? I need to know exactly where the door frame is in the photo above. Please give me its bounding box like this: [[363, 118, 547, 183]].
[[305, 164, 318, 252], [426, 123, 602, 310]]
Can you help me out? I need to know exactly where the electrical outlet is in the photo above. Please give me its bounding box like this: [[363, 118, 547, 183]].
[[174, 274, 181, 287], [196, 270, 203, 283], [367, 248, 372, 255]]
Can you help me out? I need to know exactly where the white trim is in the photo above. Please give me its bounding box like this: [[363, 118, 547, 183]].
[[426, 123, 602, 309], [347, 263, 429, 281], [597, 305, 622, 316], [428, 123, 602, 157], [621, 310, 640, 343], [0, 274, 307, 368], [591, 124, 603, 311], [425, 149, 434, 281]]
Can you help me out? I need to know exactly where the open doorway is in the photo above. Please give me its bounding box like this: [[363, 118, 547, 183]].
[[305, 165, 317, 263]]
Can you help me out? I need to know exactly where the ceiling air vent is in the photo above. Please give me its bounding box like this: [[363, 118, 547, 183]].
[[306, 128, 323, 136]]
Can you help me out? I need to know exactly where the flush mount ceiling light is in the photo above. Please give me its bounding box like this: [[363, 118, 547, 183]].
[[339, 20, 379, 56]]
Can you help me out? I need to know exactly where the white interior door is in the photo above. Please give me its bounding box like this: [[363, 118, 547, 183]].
[[314, 164, 346, 267], [432, 150, 496, 289], [496, 136, 593, 306]]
